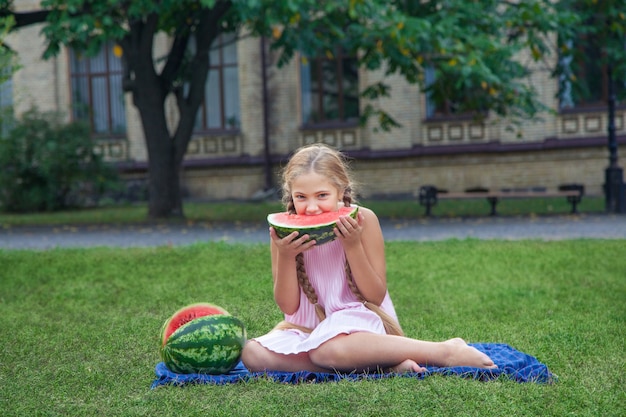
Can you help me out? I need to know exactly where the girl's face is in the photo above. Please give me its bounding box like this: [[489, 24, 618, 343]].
[[290, 171, 342, 215]]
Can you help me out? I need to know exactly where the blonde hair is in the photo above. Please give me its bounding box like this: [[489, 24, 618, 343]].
[[281, 143, 355, 213], [275, 144, 404, 336]]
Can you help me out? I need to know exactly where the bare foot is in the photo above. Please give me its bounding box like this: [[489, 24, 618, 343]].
[[390, 359, 427, 374], [444, 338, 497, 369]]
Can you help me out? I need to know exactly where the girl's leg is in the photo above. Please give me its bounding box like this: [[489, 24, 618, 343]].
[[308, 333, 496, 373], [242, 333, 496, 374], [241, 340, 329, 373]]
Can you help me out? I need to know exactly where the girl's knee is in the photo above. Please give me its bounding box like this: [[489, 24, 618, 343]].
[[240, 340, 266, 372], [309, 338, 348, 370]]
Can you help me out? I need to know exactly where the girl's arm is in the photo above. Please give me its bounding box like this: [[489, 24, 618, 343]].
[[335, 207, 388, 305], [270, 228, 316, 315]]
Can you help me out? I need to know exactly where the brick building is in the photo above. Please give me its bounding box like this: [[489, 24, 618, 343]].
[[5, 1, 625, 201]]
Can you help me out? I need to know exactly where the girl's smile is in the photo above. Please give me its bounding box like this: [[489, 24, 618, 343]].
[[291, 172, 342, 215]]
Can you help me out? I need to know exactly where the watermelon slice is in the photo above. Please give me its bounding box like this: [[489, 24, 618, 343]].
[[267, 205, 359, 245], [160, 302, 230, 346]]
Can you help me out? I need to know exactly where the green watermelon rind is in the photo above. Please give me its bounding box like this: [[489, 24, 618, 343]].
[[161, 314, 247, 375], [267, 205, 359, 246]]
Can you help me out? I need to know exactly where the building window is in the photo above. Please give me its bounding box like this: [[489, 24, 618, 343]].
[[69, 42, 126, 136], [300, 51, 359, 126], [558, 12, 624, 110], [0, 67, 12, 108], [195, 33, 240, 132], [559, 41, 624, 110], [424, 66, 476, 119], [425, 67, 447, 118], [0, 65, 13, 135]]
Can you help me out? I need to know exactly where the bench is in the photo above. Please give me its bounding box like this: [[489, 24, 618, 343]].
[[418, 184, 585, 216]]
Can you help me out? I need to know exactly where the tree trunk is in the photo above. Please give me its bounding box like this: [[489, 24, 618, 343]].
[[136, 89, 184, 219], [121, 8, 228, 219], [124, 16, 188, 220], [146, 130, 184, 219]]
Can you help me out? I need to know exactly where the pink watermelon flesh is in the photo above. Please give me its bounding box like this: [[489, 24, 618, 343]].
[[269, 206, 356, 227], [267, 205, 359, 245], [161, 303, 229, 346]]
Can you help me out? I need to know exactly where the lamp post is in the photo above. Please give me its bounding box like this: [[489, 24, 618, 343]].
[[604, 63, 625, 213]]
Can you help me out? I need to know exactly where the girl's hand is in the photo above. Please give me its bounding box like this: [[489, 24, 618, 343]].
[[269, 227, 316, 256], [334, 211, 364, 248]]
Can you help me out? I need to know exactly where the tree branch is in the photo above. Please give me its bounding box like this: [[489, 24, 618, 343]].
[[0, 10, 50, 29]]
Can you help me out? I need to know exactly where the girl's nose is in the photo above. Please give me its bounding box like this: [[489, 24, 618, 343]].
[[305, 201, 319, 214]]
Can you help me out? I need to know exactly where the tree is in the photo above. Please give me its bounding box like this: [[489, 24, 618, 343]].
[[254, 0, 577, 129], [2, 1, 592, 218], [556, 0, 626, 213], [0, 10, 19, 123]]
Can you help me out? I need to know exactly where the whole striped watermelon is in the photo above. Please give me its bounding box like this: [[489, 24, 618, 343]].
[[160, 314, 247, 374], [267, 205, 359, 245], [160, 302, 229, 346]]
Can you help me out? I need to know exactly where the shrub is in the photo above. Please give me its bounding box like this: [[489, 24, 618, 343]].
[[0, 108, 120, 212]]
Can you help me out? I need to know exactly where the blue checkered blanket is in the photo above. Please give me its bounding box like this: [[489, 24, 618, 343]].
[[151, 343, 554, 388]]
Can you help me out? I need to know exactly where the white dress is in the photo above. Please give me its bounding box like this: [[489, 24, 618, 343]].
[[253, 239, 399, 355]]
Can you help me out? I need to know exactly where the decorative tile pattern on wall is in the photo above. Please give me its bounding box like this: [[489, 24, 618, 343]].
[[427, 125, 443, 142], [448, 124, 463, 141], [322, 132, 337, 146], [425, 121, 486, 143], [341, 131, 357, 146], [185, 134, 242, 158], [204, 137, 218, 153], [303, 133, 317, 145], [187, 139, 201, 155], [559, 110, 625, 138], [222, 136, 237, 152], [95, 139, 129, 161], [299, 128, 360, 149], [562, 117, 579, 134], [584, 115, 602, 132], [469, 123, 485, 140]]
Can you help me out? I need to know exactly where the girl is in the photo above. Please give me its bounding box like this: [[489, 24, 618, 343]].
[[241, 144, 496, 374]]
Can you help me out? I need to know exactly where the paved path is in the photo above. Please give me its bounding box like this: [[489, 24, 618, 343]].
[[1, 213, 625, 250]]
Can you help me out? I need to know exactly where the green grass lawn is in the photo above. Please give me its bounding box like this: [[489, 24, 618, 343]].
[[1, 239, 624, 416], [0, 195, 606, 226]]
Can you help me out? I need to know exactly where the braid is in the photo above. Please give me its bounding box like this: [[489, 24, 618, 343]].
[[296, 253, 326, 322], [344, 262, 365, 303], [345, 262, 404, 336], [343, 187, 352, 207], [292, 255, 403, 335], [286, 198, 296, 214], [279, 197, 326, 322]]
